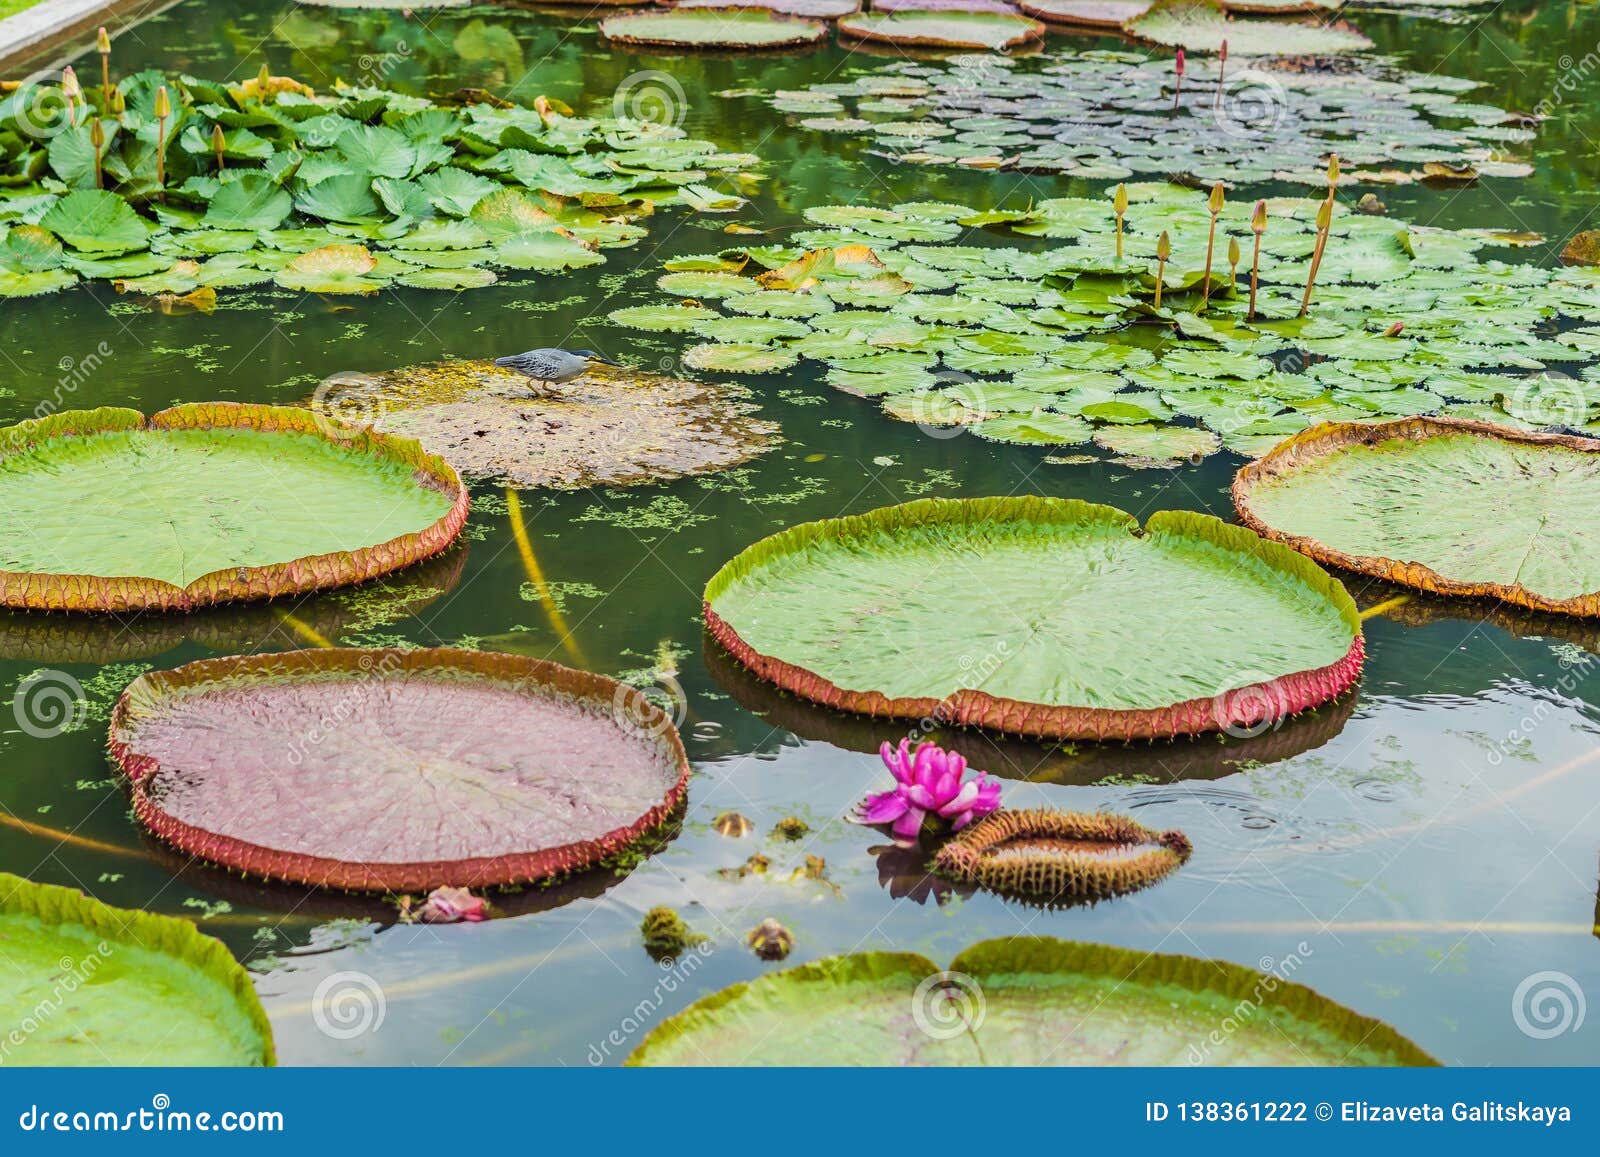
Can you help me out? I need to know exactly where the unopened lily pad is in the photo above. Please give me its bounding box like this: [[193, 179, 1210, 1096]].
[[304, 360, 777, 489], [0, 405, 466, 613], [629, 937, 1436, 1065], [109, 648, 691, 892], [1234, 417, 1600, 616], [1126, 0, 1371, 53], [705, 497, 1362, 741], [0, 873, 274, 1065], [600, 9, 829, 46], [837, 9, 1046, 47]]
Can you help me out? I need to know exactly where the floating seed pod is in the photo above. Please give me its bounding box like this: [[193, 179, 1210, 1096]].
[[931, 808, 1191, 904], [713, 811, 753, 838], [747, 918, 793, 961], [641, 906, 706, 961], [771, 816, 810, 841], [719, 853, 771, 880]]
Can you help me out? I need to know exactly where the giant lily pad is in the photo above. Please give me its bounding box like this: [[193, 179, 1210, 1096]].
[[303, 360, 777, 489], [0, 873, 274, 1065], [1233, 417, 1600, 616], [629, 937, 1437, 1065], [1126, 0, 1371, 53], [674, 0, 860, 15], [1019, 0, 1151, 25], [0, 405, 466, 613], [837, 9, 1046, 48], [109, 648, 691, 892], [599, 9, 830, 47], [704, 497, 1363, 741]]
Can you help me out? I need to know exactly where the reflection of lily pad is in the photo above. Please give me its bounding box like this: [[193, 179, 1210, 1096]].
[[837, 9, 1046, 48], [600, 9, 830, 47], [0, 405, 466, 613], [1234, 417, 1600, 616], [0, 873, 275, 1065], [629, 937, 1437, 1065], [705, 497, 1362, 741], [305, 360, 777, 489], [110, 648, 692, 892]]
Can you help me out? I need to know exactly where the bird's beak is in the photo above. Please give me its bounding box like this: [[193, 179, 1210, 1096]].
[[594, 355, 620, 367]]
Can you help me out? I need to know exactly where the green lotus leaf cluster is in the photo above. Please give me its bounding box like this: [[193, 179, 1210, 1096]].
[[757, 49, 1532, 186], [619, 182, 1600, 459], [0, 69, 759, 297]]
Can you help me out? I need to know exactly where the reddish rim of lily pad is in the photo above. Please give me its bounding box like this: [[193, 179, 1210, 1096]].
[[1015, 0, 1149, 26], [109, 647, 692, 892], [0, 403, 468, 614]]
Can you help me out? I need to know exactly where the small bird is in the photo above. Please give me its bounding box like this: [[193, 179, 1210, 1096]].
[[493, 348, 619, 395]]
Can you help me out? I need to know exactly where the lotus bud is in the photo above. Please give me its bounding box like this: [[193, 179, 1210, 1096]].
[[258, 62, 271, 89], [1201, 181, 1225, 308], [1300, 197, 1335, 317], [640, 906, 705, 962], [153, 83, 170, 120], [1113, 182, 1128, 259], [746, 918, 794, 961], [153, 84, 170, 194], [89, 118, 104, 188], [772, 816, 809, 841], [1154, 229, 1171, 309], [212, 122, 226, 169], [1171, 48, 1185, 115], [1384, 321, 1404, 337], [1228, 235, 1241, 290], [97, 26, 112, 102], [1326, 152, 1340, 192], [61, 66, 79, 127], [1248, 199, 1267, 320]]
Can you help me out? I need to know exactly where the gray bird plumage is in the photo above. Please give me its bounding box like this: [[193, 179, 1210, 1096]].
[[494, 348, 619, 394]]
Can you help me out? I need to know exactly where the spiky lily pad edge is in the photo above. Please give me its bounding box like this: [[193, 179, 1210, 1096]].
[[0, 403, 468, 613], [108, 647, 692, 893], [931, 808, 1192, 902], [0, 871, 276, 1065], [1233, 416, 1600, 617], [703, 496, 1363, 742], [627, 936, 1440, 1066]]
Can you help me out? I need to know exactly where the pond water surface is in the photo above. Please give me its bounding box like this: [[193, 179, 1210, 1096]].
[[3, 0, 1599, 1065]]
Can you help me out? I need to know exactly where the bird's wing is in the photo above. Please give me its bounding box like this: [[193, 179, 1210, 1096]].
[[502, 350, 564, 377]]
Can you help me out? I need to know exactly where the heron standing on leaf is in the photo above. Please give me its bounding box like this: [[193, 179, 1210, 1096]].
[[494, 348, 619, 396]]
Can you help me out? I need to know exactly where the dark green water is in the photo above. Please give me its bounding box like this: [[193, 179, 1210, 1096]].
[[3, 0, 1599, 1065]]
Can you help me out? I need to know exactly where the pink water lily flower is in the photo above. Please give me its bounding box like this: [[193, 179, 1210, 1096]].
[[852, 740, 1001, 846], [419, 885, 486, 923]]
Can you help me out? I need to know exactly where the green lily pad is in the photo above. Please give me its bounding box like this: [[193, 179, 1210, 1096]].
[[1018, 0, 1151, 27], [599, 9, 830, 47], [275, 242, 385, 292], [609, 302, 724, 331], [0, 874, 274, 1065], [683, 343, 800, 373], [0, 404, 466, 612], [1235, 417, 1600, 616], [39, 189, 151, 254], [1127, 0, 1371, 52], [629, 937, 1435, 1066], [704, 497, 1361, 740], [1094, 422, 1222, 462]]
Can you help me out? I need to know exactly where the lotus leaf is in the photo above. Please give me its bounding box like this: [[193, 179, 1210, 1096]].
[[0, 874, 274, 1065], [0, 404, 466, 612], [629, 937, 1434, 1065], [705, 497, 1361, 740], [1234, 417, 1600, 615], [109, 648, 691, 891]]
